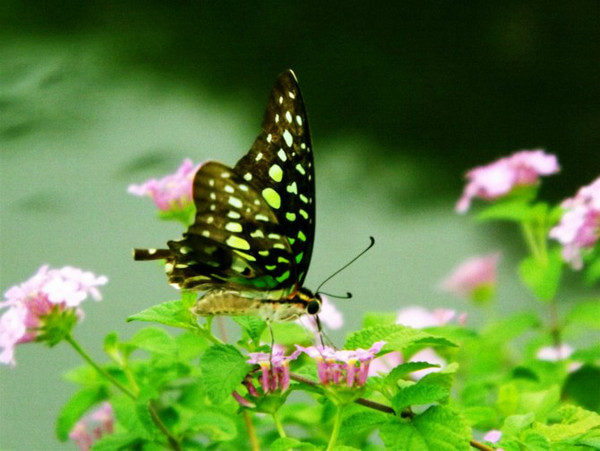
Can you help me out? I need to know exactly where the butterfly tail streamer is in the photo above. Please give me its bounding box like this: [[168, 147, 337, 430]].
[[133, 248, 172, 261]]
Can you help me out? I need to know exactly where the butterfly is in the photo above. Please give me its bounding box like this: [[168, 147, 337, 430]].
[[134, 69, 322, 322]]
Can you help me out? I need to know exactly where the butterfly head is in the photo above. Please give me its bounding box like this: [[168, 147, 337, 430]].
[[291, 287, 322, 315]]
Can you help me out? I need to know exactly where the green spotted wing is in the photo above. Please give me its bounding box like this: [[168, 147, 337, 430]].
[[164, 70, 315, 294]]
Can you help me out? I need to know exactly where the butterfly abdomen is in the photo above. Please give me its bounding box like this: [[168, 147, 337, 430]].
[[133, 248, 172, 261]]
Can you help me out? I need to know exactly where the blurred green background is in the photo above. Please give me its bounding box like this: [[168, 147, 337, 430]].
[[1, 2, 598, 449]]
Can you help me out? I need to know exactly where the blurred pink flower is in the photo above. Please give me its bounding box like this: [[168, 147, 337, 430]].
[[549, 177, 600, 269], [128, 159, 201, 212], [0, 266, 107, 366], [456, 150, 560, 213], [396, 306, 465, 328], [409, 348, 446, 380], [483, 430, 502, 444], [246, 348, 301, 393], [69, 402, 114, 451], [440, 253, 500, 301]]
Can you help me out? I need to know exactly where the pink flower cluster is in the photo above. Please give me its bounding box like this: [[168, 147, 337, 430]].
[[0, 266, 107, 366], [69, 402, 114, 450], [456, 150, 560, 213], [128, 159, 201, 212], [549, 177, 600, 269], [233, 348, 301, 407], [440, 253, 500, 300], [296, 341, 385, 388]]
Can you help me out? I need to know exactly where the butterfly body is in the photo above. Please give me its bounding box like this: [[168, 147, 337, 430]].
[[134, 70, 321, 321]]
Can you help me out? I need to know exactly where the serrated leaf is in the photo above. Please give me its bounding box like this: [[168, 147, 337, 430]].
[[345, 324, 454, 352], [379, 406, 471, 450], [127, 327, 177, 357], [533, 404, 600, 443], [127, 300, 196, 330], [175, 331, 211, 360], [187, 410, 237, 441], [270, 437, 319, 450], [56, 387, 106, 441], [518, 249, 563, 302], [392, 383, 449, 412], [385, 362, 440, 383], [339, 411, 389, 439], [233, 316, 267, 343], [199, 344, 252, 404]]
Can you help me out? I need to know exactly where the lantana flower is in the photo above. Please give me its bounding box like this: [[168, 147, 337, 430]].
[[296, 341, 385, 389], [233, 348, 301, 408], [440, 253, 500, 302], [549, 177, 600, 269], [69, 402, 114, 451], [0, 266, 108, 366], [128, 159, 201, 212], [456, 150, 560, 213]]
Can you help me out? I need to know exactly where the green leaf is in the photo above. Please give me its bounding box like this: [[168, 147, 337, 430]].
[[187, 410, 237, 441], [502, 412, 535, 436], [91, 433, 141, 450], [584, 253, 600, 284], [175, 331, 211, 360], [181, 290, 197, 309], [497, 383, 520, 418], [566, 300, 600, 330], [127, 300, 196, 330], [111, 396, 159, 441], [518, 249, 563, 302], [483, 312, 541, 343], [476, 198, 534, 222], [56, 387, 106, 441], [385, 362, 440, 383], [578, 427, 600, 448], [461, 406, 497, 429], [339, 411, 389, 440], [199, 344, 253, 404], [380, 406, 471, 450], [345, 325, 456, 352], [233, 315, 267, 343], [533, 404, 600, 443], [127, 327, 177, 357], [392, 383, 449, 412]]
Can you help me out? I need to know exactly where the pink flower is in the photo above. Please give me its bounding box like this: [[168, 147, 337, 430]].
[[456, 150, 560, 213], [396, 306, 465, 328], [549, 177, 600, 269], [69, 402, 114, 450], [296, 341, 385, 388], [245, 348, 301, 394], [483, 430, 502, 444], [128, 159, 201, 212], [0, 266, 108, 366], [440, 253, 500, 302]]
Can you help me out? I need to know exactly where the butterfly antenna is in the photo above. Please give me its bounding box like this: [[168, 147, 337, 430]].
[[315, 236, 375, 294]]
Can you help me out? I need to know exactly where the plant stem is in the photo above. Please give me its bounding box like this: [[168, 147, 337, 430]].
[[470, 439, 496, 451], [243, 410, 260, 451], [65, 334, 137, 399], [272, 412, 287, 438], [65, 335, 181, 451], [326, 406, 343, 451], [521, 221, 541, 260]]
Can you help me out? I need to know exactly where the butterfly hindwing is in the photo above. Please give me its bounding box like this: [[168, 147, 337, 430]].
[[234, 69, 315, 286], [166, 161, 297, 292]]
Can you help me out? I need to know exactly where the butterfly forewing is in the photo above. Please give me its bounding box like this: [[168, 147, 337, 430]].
[[234, 70, 315, 286], [166, 162, 297, 292]]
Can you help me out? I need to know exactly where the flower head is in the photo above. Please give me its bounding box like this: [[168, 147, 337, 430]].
[[69, 402, 114, 450], [296, 341, 385, 389], [0, 266, 107, 366], [549, 177, 600, 269], [483, 430, 502, 444], [456, 150, 559, 213], [440, 253, 500, 302], [128, 159, 201, 212], [536, 343, 574, 362], [396, 306, 466, 328]]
